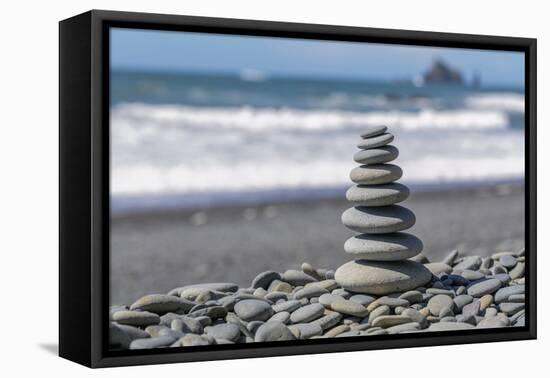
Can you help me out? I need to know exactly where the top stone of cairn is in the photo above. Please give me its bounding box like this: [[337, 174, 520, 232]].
[[359, 125, 388, 139]]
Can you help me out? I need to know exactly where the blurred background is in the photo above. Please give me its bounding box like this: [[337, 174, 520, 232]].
[[109, 28, 525, 305]]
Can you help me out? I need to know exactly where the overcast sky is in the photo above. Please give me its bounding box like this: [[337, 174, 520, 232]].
[[111, 28, 524, 87]]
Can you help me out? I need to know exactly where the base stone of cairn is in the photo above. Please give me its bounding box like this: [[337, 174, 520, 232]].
[[335, 126, 432, 295]]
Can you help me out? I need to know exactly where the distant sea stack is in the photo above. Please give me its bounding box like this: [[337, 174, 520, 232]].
[[423, 59, 463, 85], [335, 126, 432, 295]]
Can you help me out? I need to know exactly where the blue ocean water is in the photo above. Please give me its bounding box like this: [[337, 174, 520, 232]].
[[110, 70, 525, 212]]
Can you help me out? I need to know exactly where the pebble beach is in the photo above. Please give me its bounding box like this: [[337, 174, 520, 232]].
[[110, 248, 526, 350]]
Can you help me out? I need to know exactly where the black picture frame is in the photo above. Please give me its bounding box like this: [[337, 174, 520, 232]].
[[59, 9, 537, 368]]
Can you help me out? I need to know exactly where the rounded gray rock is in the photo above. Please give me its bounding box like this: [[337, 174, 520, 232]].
[[251, 271, 282, 289], [346, 183, 410, 207], [335, 260, 432, 295], [341, 205, 416, 234], [357, 133, 394, 149], [290, 303, 325, 323], [234, 299, 274, 322], [129, 336, 175, 350], [354, 146, 399, 165], [282, 270, 317, 286], [344, 232, 423, 261], [254, 321, 296, 342], [205, 323, 241, 342], [467, 278, 502, 297], [427, 295, 455, 316], [112, 310, 160, 327], [350, 164, 403, 185], [495, 285, 525, 304], [360, 125, 387, 138], [130, 294, 195, 314]]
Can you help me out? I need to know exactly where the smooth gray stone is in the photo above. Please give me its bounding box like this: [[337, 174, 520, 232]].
[[461, 270, 485, 281], [112, 311, 160, 327], [493, 273, 512, 285], [354, 146, 399, 165], [251, 271, 282, 290], [293, 286, 329, 300], [357, 133, 394, 149], [372, 296, 410, 308], [456, 286, 467, 295], [453, 256, 482, 272], [159, 312, 181, 327], [301, 262, 323, 281], [265, 292, 289, 302], [324, 324, 351, 337], [174, 316, 203, 334], [346, 183, 410, 207], [187, 306, 228, 319], [254, 321, 296, 342], [331, 288, 353, 298], [129, 336, 176, 350], [130, 294, 195, 315], [268, 311, 290, 324], [318, 293, 346, 307], [426, 288, 455, 297], [350, 164, 402, 185], [428, 322, 475, 331], [335, 260, 432, 295], [205, 323, 241, 342], [330, 300, 369, 317], [360, 125, 387, 138], [509, 262, 525, 279], [484, 308, 498, 318], [448, 274, 470, 286], [439, 306, 454, 319], [234, 300, 273, 322], [368, 305, 390, 325], [158, 328, 185, 339], [456, 314, 477, 326], [168, 283, 238, 296], [387, 322, 421, 334], [453, 295, 474, 311], [410, 253, 430, 263], [499, 302, 525, 315], [477, 316, 509, 328], [109, 323, 132, 349], [145, 325, 169, 337], [288, 323, 323, 339], [282, 269, 317, 286], [272, 299, 303, 313], [312, 311, 343, 330], [372, 315, 414, 328], [500, 255, 517, 268], [467, 278, 502, 297], [349, 294, 376, 306], [508, 294, 525, 303], [424, 262, 452, 276], [462, 300, 481, 317], [179, 334, 211, 346], [344, 232, 423, 261], [116, 323, 150, 341], [442, 250, 459, 266], [246, 320, 264, 333], [341, 205, 415, 234], [290, 303, 325, 323], [110, 305, 128, 321], [398, 290, 423, 305], [427, 295, 455, 316]]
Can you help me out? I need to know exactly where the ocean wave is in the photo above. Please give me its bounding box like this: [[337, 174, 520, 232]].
[[465, 92, 524, 112], [112, 103, 510, 138]]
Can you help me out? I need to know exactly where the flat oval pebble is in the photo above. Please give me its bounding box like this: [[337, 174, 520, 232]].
[[427, 295, 455, 316], [360, 125, 387, 138], [344, 232, 423, 261], [112, 310, 160, 327], [318, 293, 346, 307], [387, 322, 421, 334], [272, 299, 302, 313], [357, 133, 394, 149], [290, 303, 325, 323], [330, 300, 368, 317], [268, 311, 290, 324], [349, 294, 376, 306], [254, 321, 296, 342], [129, 336, 175, 350], [461, 270, 484, 281], [180, 334, 211, 346], [500, 255, 517, 268], [399, 290, 423, 304], [341, 205, 416, 234], [499, 302, 524, 315], [350, 164, 403, 185], [293, 286, 328, 300], [282, 270, 317, 286], [234, 300, 274, 322], [424, 262, 452, 276], [205, 323, 241, 342], [335, 260, 432, 295], [251, 271, 281, 289], [428, 322, 475, 331], [354, 146, 399, 165], [168, 283, 238, 296], [371, 315, 413, 328], [288, 323, 323, 339], [130, 294, 195, 314], [509, 262, 525, 279], [453, 256, 482, 272], [467, 278, 502, 297], [346, 183, 410, 207], [312, 311, 343, 330], [453, 294, 474, 311]]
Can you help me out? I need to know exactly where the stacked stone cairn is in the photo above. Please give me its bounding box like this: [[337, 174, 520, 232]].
[[334, 126, 432, 295]]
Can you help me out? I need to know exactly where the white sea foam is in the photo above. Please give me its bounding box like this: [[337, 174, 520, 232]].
[[465, 92, 524, 112], [112, 103, 509, 140]]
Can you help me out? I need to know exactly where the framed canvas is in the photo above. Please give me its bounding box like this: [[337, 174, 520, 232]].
[[59, 10, 536, 368]]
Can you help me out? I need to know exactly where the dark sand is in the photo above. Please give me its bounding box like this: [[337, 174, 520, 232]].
[[110, 182, 525, 305]]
